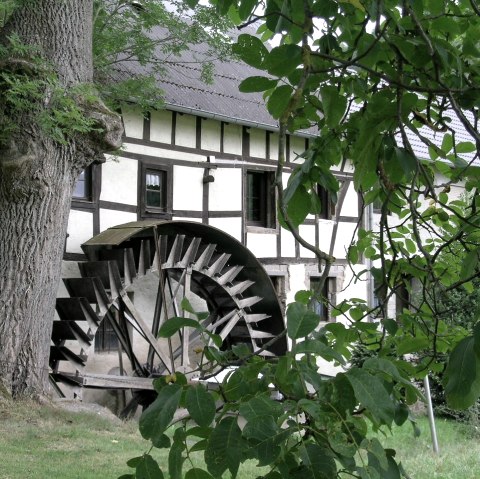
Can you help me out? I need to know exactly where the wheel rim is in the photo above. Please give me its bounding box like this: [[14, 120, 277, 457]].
[[50, 220, 287, 411]]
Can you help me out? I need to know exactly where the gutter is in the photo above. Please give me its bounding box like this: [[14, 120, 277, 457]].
[[164, 102, 318, 139]]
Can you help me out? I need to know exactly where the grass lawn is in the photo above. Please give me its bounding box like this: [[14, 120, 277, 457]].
[[382, 416, 480, 479], [0, 399, 479, 478]]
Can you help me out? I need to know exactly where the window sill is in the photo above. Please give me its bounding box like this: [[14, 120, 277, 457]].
[[71, 198, 95, 210], [246, 224, 278, 234], [141, 210, 172, 220]]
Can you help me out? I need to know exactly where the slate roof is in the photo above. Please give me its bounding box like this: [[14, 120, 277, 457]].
[[112, 25, 477, 161], [111, 25, 288, 132]]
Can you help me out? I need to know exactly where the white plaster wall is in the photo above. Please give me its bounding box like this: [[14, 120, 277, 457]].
[[246, 232, 277, 258], [173, 165, 203, 211], [286, 263, 306, 304], [223, 124, 242, 155], [333, 159, 354, 174], [172, 216, 202, 223], [150, 110, 172, 143], [280, 227, 296, 257], [249, 129, 266, 158], [100, 209, 137, 232], [122, 105, 144, 139], [100, 157, 138, 205], [336, 265, 369, 318], [339, 182, 358, 217], [208, 217, 242, 242], [209, 168, 242, 211], [123, 143, 206, 163], [299, 224, 316, 258], [317, 221, 334, 253], [66, 210, 93, 253], [175, 114, 196, 148], [269, 132, 279, 161], [333, 222, 357, 259], [289, 136, 305, 162], [201, 119, 221, 152]]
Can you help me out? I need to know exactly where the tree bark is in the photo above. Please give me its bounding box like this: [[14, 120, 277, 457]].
[[0, 1, 122, 397]]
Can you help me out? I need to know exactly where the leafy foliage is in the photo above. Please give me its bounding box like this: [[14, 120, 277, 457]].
[[122, 0, 480, 476], [123, 301, 421, 478], [0, 0, 234, 147], [92, 0, 234, 110], [0, 35, 100, 145]]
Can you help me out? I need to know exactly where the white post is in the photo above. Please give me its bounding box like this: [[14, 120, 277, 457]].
[[424, 375, 440, 454]]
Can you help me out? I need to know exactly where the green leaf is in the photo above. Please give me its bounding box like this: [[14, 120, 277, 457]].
[[185, 0, 199, 8], [321, 85, 347, 128], [139, 384, 182, 442], [169, 439, 185, 479], [441, 133, 453, 153], [444, 336, 480, 409], [136, 455, 164, 479], [238, 0, 258, 20], [346, 368, 395, 425], [185, 468, 215, 479], [232, 34, 269, 68], [393, 147, 417, 178], [151, 433, 171, 449], [294, 290, 312, 304], [243, 415, 285, 465], [205, 417, 243, 478], [457, 142, 477, 153], [329, 430, 356, 457], [287, 302, 320, 339], [267, 84, 293, 119], [286, 185, 311, 227], [239, 395, 283, 421], [158, 317, 200, 337], [185, 385, 216, 428], [460, 249, 479, 282], [396, 337, 430, 355], [292, 339, 346, 365], [300, 443, 337, 479], [265, 44, 303, 76], [239, 76, 278, 93]]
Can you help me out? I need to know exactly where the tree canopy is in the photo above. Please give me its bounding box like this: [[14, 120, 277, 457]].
[[0, 0, 231, 397], [118, 1, 480, 477], [1, 1, 480, 477]]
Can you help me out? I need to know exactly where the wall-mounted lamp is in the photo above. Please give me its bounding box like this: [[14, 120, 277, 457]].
[[203, 156, 216, 183]]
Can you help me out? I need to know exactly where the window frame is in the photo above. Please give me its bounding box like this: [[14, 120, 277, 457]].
[[316, 184, 336, 220], [72, 165, 93, 203], [245, 169, 276, 229], [139, 162, 173, 220], [94, 316, 119, 353], [309, 276, 335, 322]]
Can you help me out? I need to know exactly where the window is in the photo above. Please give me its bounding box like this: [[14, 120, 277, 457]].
[[395, 277, 411, 315], [309, 277, 334, 322], [269, 275, 287, 314], [317, 185, 336, 220], [373, 195, 392, 215], [372, 276, 388, 317], [145, 170, 167, 210], [94, 317, 119, 353], [73, 167, 92, 200], [140, 163, 172, 218], [246, 170, 276, 228]]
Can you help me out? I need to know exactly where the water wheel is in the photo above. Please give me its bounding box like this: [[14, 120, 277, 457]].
[[49, 220, 286, 414]]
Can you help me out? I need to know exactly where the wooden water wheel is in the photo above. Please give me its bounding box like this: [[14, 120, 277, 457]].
[[49, 220, 286, 414]]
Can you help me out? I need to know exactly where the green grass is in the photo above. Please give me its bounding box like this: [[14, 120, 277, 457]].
[[381, 416, 480, 479], [0, 400, 264, 479], [1, 400, 479, 479]]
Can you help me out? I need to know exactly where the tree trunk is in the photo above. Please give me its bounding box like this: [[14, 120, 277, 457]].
[[0, 1, 122, 397]]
